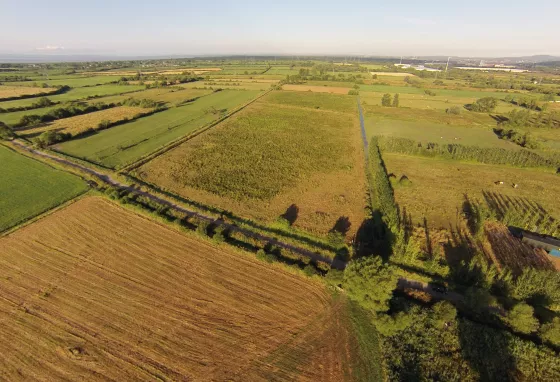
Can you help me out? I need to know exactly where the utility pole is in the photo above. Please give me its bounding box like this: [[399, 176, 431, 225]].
[[445, 57, 451, 72]]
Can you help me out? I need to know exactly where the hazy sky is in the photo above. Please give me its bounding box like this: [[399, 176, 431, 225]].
[[1, 0, 559, 57]]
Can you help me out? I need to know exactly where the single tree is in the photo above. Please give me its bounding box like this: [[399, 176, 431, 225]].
[[343, 256, 397, 313], [381, 93, 393, 107], [392, 93, 400, 107]]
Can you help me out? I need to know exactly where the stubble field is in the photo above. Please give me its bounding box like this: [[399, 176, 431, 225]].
[[0, 196, 360, 381]]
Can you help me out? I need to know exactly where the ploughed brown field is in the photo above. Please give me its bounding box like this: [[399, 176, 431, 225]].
[[0, 197, 357, 381]]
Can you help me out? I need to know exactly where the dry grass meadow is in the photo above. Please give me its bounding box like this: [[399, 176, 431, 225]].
[[384, 153, 560, 228], [282, 84, 352, 94], [19, 106, 148, 137], [135, 91, 367, 239], [0, 196, 360, 381], [0, 85, 57, 99]]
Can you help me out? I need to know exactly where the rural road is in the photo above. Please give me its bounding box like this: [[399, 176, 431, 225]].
[[356, 97, 368, 156], [397, 278, 464, 303], [397, 277, 505, 315], [11, 140, 346, 270]]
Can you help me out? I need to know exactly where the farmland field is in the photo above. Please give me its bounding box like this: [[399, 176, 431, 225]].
[[0, 104, 61, 126], [0, 85, 57, 99], [18, 106, 149, 137], [0, 145, 88, 232], [56, 89, 261, 168], [383, 153, 560, 228], [135, 90, 366, 238], [282, 84, 352, 94], [94, 87, 212, 106], [0, 196, 375, 381], [1, 75, 118, 88], [0, 84, 145, 109]]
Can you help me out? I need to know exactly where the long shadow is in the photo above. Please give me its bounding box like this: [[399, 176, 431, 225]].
[[280, 204, 299, 226], [125, 174, 342, 253]]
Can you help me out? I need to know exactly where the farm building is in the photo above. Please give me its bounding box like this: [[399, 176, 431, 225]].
[[521, 231, 560, 253]]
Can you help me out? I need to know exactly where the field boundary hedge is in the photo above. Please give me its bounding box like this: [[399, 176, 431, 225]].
[[119, 88, 272, 172]]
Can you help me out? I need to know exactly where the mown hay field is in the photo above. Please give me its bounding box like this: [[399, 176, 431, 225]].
[[0, 145, 88, 232], [135, 91, 366, 239], [57, 89, 261, 168], [19, 106, 149, 137], [383, 153, 560, 228], [0, 196, 369, 381], [0, 84, 145, 109], [0, 85, 57, 99]]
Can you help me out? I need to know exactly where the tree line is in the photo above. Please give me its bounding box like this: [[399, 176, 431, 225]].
[[375, 135, 559, 170]]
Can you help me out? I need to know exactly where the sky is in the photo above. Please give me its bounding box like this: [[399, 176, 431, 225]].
[[1, 0, 559, 58]]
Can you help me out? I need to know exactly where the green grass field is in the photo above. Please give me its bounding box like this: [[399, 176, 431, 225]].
[[2, 75, 119, 88], [0, 84, 145, 109], [0, 145, 88, 232], [0, 105, 61, 126], [57, 89, 261, 168], [93, 87, 212, 106]]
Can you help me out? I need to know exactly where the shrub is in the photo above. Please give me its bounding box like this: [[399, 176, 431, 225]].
[[256, 249, 267, 261], [0, 122, 14, 140], [196, 221, 209, 236], [348, 89, 359, 95], [539, 317, 560, 346], [34, 131, 71, 147], [303, 264, 318, 277], [213, 232, 225, 243], [469, 97, 498, 112], [424, 89, 436, 96], [446, 106, 461, 115], [505, 303, 540, 334]]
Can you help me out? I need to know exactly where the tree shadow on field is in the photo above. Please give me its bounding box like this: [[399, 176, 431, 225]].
[[280, 204, 299, 226], [331, 216, 351, 236]]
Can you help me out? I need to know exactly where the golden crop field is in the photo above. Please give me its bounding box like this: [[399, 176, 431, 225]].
[[0, 85, 57, 99], [19, 106, 148, 137], [0, 197, 356, 381]]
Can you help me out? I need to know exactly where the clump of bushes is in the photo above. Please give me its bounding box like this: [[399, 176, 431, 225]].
[[348, 89, 359, 95], [424, 89, 436, 96], [0, 122, 15, 140], [494, 128, 540, 149], [468, 97, 498, 112], [33, 131, 71, 147]]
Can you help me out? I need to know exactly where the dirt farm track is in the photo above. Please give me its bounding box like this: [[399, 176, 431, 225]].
[[0, 197, 350, 381]]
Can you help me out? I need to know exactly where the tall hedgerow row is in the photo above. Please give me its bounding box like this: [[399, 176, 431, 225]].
[[375, 135, 559, 170]]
